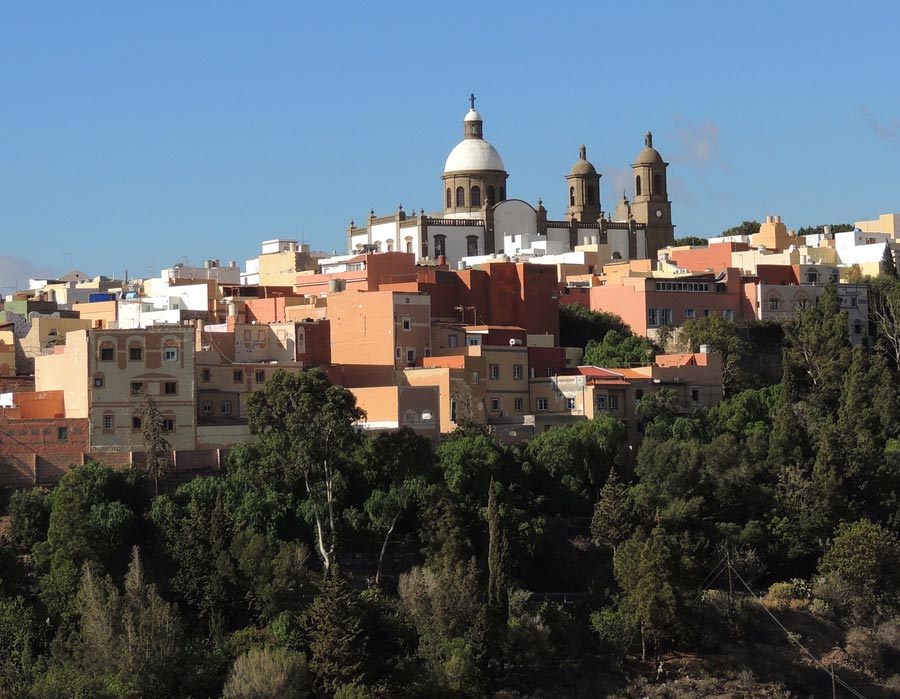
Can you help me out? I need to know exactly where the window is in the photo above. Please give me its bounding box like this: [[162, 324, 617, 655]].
[[395, 347, 402, 360], [94, 376, 104, 388], [448, 334, 458, 348], [433, 234, 446, 258], [647, 308, 660, 327], [635, 389, 644, 400], [684, 308, 695, 320], [471, 186, 481, 207], [596, 394, 607, 410], [455, 186, 465, 207], [100, 346, 114, 361], [500, 186, 506, 200], [446, 188, 452, 208], [854, 321, 862, 334], [487, 185, 496, 205], [222, 400, 232, 415], [129, 346, 143, 361], [569, 186, 576, 206], [103, 414, 114, 431], [164, 347, 178, 362], [722, 309, 734, 321], [131, 382, 143, 395], [57, 426, 68, 441], [472, 372, 479, 384], [635, 175, 642, 197], [537, 398, 549, 411], [255, 370, 265, 382], [661, 308, 673, 325], [402, 317, 411, 331], [132, 415, 142, 430], [406, 348, 416, 364], [164, 382, 177, 395], [406, 240, 413, 253], [450, 399, 458, 423], [566, 397, 576, 410], [608, 395, 619, 410], [513, 364, 523, 380], [466, 235, 478, 256], [202, 368, 211, 382], [703, 309, 712, 317], [233, 370, 243, 383], [769, 298, 780, 310], [514, 397, 523, 412], [587, 186, 595, 205], [690, 387, 701, 403], [202, 401, 212, 415], [489, 364, 500, 380], [490, 397, 500, 411], [653, 174, 662, 194], [162, 418, 175, 432]]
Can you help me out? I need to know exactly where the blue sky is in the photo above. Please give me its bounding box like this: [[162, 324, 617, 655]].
[[2, 1, 899, 286]]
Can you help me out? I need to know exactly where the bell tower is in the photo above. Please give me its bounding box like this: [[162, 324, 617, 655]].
[[629, 131, 674, 259], [565, 145, 601, 223]]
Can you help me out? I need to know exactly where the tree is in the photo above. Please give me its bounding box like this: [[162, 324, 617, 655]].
[[75, 547, 184, 698], [486, 480, 509, 630], [818, 519, 900, 622], [678, 315, 751, 394], [796, 223, 854, 237], [583, 329, 657, 368], [673, 236, 708, 247], [559, 303, 633, 350], [222, 646, 310, 699], [141, 393, 172, 496], [362, 428, 434, 586], [8, 486, 51, 549], [614, 528, 678, 662], [719, 220, 761, 238], [591, 467, 631, 555], [881, 245, 898, 278], [869, 276, 900, 367], [782, 283, 850, 410], [248, 368, 365, 574], [305, 571, 365, 695]]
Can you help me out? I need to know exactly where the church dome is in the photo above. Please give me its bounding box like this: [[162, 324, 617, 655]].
[[569, 145, 597, 176], [464, 108, 483, 123], [634, 131, 664, 164], [444, 139, 505, 173]]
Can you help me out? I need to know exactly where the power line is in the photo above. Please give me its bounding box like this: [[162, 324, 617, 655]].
[[727, 562, 869, 699]]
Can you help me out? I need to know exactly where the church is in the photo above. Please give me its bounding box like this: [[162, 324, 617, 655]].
[[345, 96, 675, 267]]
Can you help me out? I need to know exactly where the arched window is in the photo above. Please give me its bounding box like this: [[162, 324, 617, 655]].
[[635, 176, 642, 196], [466, 235, 479, 256], [433, 234, 447, 258], [499, 187, 506, 201], [386, 239, 394, 252], [487, 186, 495, 205], [587, 186, 595, 205], [455, 187, 465, 207], [405, 236, 413, 254], [569, 186, 576, 206], [471, 186, 481, 207], [446, 188, 452, 208], [653, 174, 662, 194]]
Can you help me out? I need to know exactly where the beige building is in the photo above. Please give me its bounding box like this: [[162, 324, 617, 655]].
[[855, 213, 900, 238], [352, 385, 442, 441], [36, 327, 197, 451]]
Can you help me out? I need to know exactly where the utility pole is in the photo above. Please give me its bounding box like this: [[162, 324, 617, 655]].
[[726, 545, 735, 610], [831, 663, 837, 698]]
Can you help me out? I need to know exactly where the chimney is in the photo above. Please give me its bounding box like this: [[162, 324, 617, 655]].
[[699, 344, 711, 354]]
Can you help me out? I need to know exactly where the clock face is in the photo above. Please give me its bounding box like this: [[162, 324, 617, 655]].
[[655, 209, 663, 218]]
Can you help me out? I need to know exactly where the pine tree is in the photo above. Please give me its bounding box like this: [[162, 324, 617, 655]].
[[486, 480, 509, 626], [141, 394, 171, 496], [305, 570, 365, 695], [591, 467, 631, 555]]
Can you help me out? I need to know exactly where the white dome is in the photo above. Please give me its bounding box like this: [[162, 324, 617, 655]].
[[444, 139, 505, 173], [464, 108, 482, 122]]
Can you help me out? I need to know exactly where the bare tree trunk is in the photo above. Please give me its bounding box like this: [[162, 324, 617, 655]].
[[640, 622, 647, 662], [306, 476, 331, 574], [375, 512, 400, 586]]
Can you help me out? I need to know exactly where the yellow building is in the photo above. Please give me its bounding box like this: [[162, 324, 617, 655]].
[[855, 213, 900, 238], [36, 327, 197, 451]]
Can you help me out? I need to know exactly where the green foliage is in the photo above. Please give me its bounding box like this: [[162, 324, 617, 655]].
[[674, 236, 708, 247], [559, 303, 633, 350], [247, 368, 365, 572], [591, 467, 632, 553], [679, 315, 752, 393], [8, 487, 51, 549], [881, 246, 898, 278], [818, 519, 900, 622], [304, 571, 365, 695], [222, 646, 310, 699], [0, 595, 40, 697], [583, 329, 657, 368], [141, 393, 172, 496], [719, 220, 761, 238], [796, 223, 855, 237]]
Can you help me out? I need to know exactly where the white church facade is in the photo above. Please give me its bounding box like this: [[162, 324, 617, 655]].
[[344, 97, 676, 268]]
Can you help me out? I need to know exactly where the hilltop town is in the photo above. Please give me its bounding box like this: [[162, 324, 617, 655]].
[[1, 100, 897, 486], [4, 101, 900, 698]]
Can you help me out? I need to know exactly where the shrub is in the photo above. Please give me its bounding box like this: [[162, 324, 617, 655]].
[[222, 646, 309, 699]]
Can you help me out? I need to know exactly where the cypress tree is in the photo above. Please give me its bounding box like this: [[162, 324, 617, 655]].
[[591, 467, 631, 555]]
